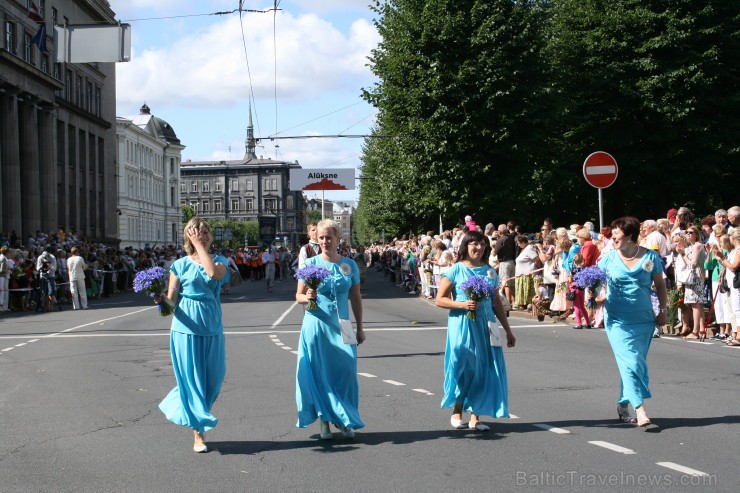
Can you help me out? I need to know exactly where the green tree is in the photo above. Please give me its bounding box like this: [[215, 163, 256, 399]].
[[181, 204, 196, 224], [306, 210, 322, 224]]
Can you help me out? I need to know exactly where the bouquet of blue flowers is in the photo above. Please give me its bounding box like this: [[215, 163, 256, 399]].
[[573, 266, 607, 309], [459, 275, 496, 320], [294, 265, 331, 310], [134, 266, 174, 316]]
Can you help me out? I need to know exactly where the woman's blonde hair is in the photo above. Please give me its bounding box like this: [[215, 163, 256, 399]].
[[316, 219, 340, 238], [731, 228, 740, 244], [183, 217, 213, 255], [576, 228, 590, 240], [719, 234, 732, 251]]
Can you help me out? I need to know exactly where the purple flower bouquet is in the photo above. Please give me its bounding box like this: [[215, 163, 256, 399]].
[[294, 265, 331, 310], [459, 275, 496, 320], [134, 266, 174, 316], [573, 266, 607, 309]]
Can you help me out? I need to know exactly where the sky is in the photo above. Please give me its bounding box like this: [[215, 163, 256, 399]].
[[110, 0, 381, 203]]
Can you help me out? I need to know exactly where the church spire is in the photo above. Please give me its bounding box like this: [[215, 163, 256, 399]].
[[244, 100, 257, 160]]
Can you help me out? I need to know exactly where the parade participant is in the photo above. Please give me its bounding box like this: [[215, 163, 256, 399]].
[[598, 216, 667, 428], [435, 230, 515, 431], [157, 217, 230, 453], [298, 221, 321, 269], [262, 246, 276, 292], [66, 247, 88, 310], [295, 219, 365, 439]]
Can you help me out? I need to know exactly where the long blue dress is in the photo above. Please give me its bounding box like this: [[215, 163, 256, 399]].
[[159, 255, 230, 434], [441, 263, 509, 418], [296, 256, 365, 430], [598, 249, 663, 408]]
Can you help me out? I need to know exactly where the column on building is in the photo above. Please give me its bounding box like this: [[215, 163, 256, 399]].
[[1, 91, 22, 236], [19, 98, 42, 238], [38, 104, 57, 233]]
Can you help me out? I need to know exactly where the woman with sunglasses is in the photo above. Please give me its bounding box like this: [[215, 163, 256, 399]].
[[676, 226, 707, 340]]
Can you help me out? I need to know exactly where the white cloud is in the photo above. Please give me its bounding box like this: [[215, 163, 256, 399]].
[[116, 11, 379, 109]]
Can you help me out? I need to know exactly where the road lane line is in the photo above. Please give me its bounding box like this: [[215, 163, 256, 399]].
[[28, 339, 39, 343], [412, 388, 434, 395], [383, 380, 405, 386], [281, 346, 292, 350], [532, 423, 570, 434], [290, 350, 298, 355], [14, 343, 27, 347], [656, 462, 709, 476], [274, 342, 284, 346], [509, 414, 519, 419], [358, 373, 376, 378], [270, 301, 298, 329], [47, 307, 156, 337], [269, 334, 278, 339], [588, 441, 636, 455], [2, 347, 14, 352]]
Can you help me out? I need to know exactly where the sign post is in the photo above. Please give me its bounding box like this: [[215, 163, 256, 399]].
[[583, 152, 618, 230]]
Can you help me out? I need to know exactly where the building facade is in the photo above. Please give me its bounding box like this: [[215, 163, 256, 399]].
[[333, 201, 354, 243], [179, 111, 306, 247], [116, 104, 184, 249], [1, 0, 118, 242]]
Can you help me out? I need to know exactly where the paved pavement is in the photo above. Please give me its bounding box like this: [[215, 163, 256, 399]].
[[1, 268, 738, 492]]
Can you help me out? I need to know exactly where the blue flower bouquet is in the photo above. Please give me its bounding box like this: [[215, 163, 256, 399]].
[[294, 265, 331, 310], [459, 275, 496, 320], [134, 266, 174, 316], [573, 266, 607, 309]]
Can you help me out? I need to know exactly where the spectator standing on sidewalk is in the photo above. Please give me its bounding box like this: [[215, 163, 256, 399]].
[[66, 247, 88, 310]]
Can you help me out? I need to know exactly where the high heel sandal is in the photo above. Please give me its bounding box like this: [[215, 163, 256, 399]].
[[635, 407, 656, 430], [698, 329, 707, 342], [679, 327, 693, 337], [617, 403, 636, 424]]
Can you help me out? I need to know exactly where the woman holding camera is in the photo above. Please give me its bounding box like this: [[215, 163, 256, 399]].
[[675, 226, 706, 340]]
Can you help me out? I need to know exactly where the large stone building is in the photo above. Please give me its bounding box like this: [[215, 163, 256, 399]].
[[1, 0, 118, 242], [116, 104, 184, 249], [179, 110, 306, 247], [333, 200, 354, 243]]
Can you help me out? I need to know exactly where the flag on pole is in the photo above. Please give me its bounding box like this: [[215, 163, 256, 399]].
[[27, 2, 45, 24], [32, 23, 47, 52]]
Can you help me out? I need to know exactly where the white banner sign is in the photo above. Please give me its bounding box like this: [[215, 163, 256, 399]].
[[55, 24, 131, 63], [289, 168, 355, 191]]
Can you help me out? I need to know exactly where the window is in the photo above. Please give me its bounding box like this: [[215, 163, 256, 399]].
[[40, 0, 46, 17], [244, 198, 253, 211], [231, 199, 239, 211], [203, 201, 210, 212], [94, 86, 101, 116], [53, 62, 60, 80], [202, 180, 209, 192], [191, 181, 197, 192], [215, 180, 221, 192], [180, 182, 186, 193], [287, 217, 294, 230], [190, 201, 199, 212], [286, 195, 294, 210], [52, 7, 57, 27], [246, 178, 253, 191], [230, 178, 239, 191], [24, 32, 33, 63], [65, 70, 72, 100], [265, 198, 277, 212], [214, 200, 222, 212], [272, 178, 277, 190], [5, 21, 16, 54], [86, 81, 93, 112], [76, 75, 82, 105]]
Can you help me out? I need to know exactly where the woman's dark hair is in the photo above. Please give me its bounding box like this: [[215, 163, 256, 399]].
[[600, 226, 612, 239], [610, 216, 641, 242], [515, 234, 529, 244], [456, 230, 491, 264]]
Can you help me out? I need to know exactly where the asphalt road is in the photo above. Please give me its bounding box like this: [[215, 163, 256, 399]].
[[1, 268, 738, 492]]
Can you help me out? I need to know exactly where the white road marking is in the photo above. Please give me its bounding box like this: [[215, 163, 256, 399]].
[[509, 414, 519, 419], [281, 346, 292, 350], [2, 347, 13, 352], [383, 379, 405, 386], [274, 342, 284, 346], [28, 339, 39, 343], [47, 307, 156, 337], [656, 462, 709, 476], [515, 324, 570, 328], [14, 343, 27, 347], [269, 335, 278, 339], [358, 372, 376, 378], [290, 350, 298, 355], [270, 301, 298, 329], [588, 441, 636, 455], [412, 388, 434, 395], [684, 341, 713, 345], [532, 423, 570, 434]]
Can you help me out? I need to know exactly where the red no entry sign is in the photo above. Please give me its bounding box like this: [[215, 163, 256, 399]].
[[583, 151, 618, 189]]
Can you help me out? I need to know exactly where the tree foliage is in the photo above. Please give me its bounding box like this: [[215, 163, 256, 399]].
[[358, 0, 739, 238]]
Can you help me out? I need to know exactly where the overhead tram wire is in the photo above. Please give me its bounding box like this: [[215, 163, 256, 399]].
[[256, 134, 389, 142], [273, 0, 279, 158], [239, 0, 265, 142], [120, 5, 277, 23]]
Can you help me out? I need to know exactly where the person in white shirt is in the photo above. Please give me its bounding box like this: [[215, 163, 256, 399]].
[[66, 247, 88, 310], [298, 222, 321, 269], [642, 220, 670, 258], [36, 248, 59, 310], [0, 246, 9, 312], [262, 247, 276, 292]]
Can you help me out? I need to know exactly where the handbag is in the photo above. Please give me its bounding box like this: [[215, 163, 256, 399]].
[[718, 268, 729, 294], [676, 267, 698, 286], [734, 269, 740, 290], [339, 318, 357, 345], [488, 320, 504, 347]]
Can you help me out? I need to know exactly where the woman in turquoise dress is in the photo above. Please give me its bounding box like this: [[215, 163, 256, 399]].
[[157, 217, 230, 453], [598, 216, 667, 429], [435, 230, 515, 431], [295, 219, 366, 439]]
